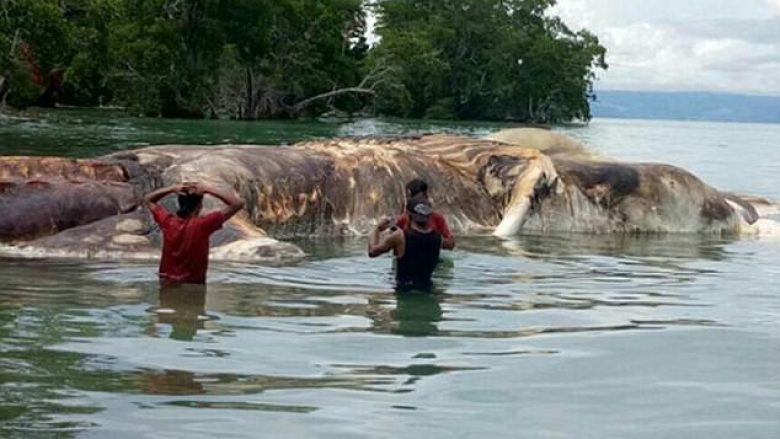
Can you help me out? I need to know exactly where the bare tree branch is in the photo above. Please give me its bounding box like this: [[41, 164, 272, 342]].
[[291, 65, 395, 114], [292, 87, 376, 113], [9, 28, 20, 56]]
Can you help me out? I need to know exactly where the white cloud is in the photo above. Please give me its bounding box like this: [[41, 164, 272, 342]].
[[552, 0, 780, 95], [550, 0, 594, 29]]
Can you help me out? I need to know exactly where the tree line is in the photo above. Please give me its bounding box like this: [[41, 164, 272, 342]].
[[0, 0, 607, 123]]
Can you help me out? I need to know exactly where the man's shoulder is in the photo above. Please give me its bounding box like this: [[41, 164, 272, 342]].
[[193, 210, 226, 232], [431, 211, 449, 223], [430, 211, 453, 239], [149, 203, 167, 214], [149, 203, 173, 224], [198, 210, 225, 221]]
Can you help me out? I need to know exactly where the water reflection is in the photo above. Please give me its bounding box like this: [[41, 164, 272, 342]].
[[391, 292, 444, 337], [460, 232, 735, 261], [151, 283, 211, 341], [134, 368, 396, 397], [0, 232, 773, 437], [2, 116, 779, 437]]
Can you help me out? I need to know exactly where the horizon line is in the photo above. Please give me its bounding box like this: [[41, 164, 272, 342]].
[[593, 89, 780, 99]]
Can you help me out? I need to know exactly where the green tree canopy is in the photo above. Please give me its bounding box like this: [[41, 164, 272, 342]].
[[368, 0, 608, 122], [0, 0, 606, 123]]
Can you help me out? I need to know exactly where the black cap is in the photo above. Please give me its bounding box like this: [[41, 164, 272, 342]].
[[406, 196, 432, 223]]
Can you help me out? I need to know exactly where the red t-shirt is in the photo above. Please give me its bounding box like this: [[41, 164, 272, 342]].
[[395, 211, 452, 239], [151, 204, 225, 284]]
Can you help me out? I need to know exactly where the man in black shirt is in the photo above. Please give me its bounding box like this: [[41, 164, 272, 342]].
[[368, 195, 442, 290]]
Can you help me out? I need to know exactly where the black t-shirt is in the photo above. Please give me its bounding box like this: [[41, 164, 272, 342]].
[[396, 228, 442, 288]]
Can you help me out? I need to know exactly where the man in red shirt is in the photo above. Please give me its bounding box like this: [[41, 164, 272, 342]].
[[144, 182, 244, 284], [394, 178, 455, 250]]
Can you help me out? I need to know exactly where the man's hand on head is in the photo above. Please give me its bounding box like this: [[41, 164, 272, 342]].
[[190, 183, 205, 196], [177, 182, 199, 195]]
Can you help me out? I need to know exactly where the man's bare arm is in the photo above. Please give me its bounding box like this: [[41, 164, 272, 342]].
[[198, 185, 245, 220], [368, 218, 401, 258], [144, 184, 184, 206]]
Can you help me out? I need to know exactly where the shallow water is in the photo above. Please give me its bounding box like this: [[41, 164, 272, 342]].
[[2, 113, 780, 438]]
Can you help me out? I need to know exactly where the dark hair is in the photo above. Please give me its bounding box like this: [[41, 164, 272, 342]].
[[406, 178, 428, 197], [176, 193, 203, 218]]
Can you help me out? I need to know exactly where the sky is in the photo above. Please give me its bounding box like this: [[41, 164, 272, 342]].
[[550, 0, 780, 95]]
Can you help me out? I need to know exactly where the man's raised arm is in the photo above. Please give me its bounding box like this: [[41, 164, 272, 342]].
[[368, 218, 402, 258], [199, 185, 245, 220], [144, 184, 184, 207]]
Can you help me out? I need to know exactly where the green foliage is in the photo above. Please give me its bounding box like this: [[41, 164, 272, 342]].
[[1, 0, 73, 72], [5, 66, 40, 108], [208, 0, 367, 118], [0, 0, 74, 107], [62, 0, 122, 105], [368, 30, 450, 117], [369, 0, 608, 122], [105, 0, 368, 118], [0, 0, 606, 122]]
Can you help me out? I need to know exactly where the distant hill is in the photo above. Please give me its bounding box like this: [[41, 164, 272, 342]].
[[591, 91, 780, 124]]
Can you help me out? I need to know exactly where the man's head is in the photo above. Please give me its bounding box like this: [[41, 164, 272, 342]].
[[406, 178, 429, 198], [406, 194, 432, 227], [176, 192, 203, 218]]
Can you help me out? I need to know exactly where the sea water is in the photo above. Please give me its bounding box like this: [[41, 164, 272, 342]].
[[1, 113, 779, 438]]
